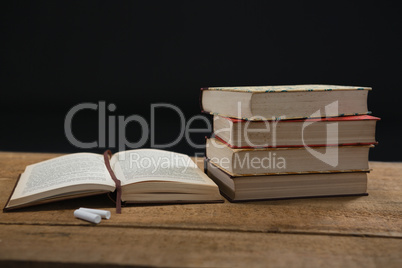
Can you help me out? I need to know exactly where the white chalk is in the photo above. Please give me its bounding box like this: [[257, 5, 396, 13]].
[[74, 209, 101, 224], [79, 207, 111, 219]]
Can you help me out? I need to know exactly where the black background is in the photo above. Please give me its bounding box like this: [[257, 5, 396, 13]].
[[1, 1, 401, 160]]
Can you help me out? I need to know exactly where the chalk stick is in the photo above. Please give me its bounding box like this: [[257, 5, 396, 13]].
[[74, 209, 101, 224], [79, 207, 111, 219]]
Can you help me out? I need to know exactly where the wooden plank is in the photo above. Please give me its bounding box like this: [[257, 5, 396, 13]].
[[0, 225, 401, 267], [0, 152, 401, 238]]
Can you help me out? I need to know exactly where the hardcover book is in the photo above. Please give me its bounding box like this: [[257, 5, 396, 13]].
[[201, 84, 371, 120], [206, 138, 372, 176], [214, 115, 379, 148], [206, 160, 368, 202]]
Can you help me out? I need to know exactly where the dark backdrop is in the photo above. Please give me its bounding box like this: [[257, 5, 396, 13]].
[[1, 1, 401, 161]]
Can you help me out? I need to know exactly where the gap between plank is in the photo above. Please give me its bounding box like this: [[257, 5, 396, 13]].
[[0, 222, 401, 240]]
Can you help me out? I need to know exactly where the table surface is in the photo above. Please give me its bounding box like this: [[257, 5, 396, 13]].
[[0, 152, 401, 267]]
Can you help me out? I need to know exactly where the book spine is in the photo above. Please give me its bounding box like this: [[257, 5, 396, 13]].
[[199, 87, 207, 113]]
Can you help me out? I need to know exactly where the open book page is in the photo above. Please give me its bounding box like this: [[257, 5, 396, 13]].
[[110, 149, 215, 186], [11, 153, 115, 200]]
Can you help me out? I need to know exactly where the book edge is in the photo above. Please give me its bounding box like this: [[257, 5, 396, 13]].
[[124, 199, 224, 205], [203, 85, 372, 93], [3, 189, 111, 212], [205, 112, 372, 121], [216, 114, 381, 123], [3, 174, 21, 212], [207, 159, 371, 177], [214, 135, 379, 149], [209, 137, 375, 152], [222, 191, 369, 203]]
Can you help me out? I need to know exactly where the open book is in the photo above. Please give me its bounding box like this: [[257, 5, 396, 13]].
[[4, 149, 223, 211]]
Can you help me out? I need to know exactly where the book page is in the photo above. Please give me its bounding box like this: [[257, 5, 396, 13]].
[[11, 153, 115, 199], [111, 149, 214, 186]]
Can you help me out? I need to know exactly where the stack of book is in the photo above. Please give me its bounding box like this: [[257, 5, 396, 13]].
[[201, 85, 379, 201]]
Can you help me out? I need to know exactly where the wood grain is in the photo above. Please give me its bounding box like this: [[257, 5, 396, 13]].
[[0, 152, 401, 267], [1, 225, 401, 267]]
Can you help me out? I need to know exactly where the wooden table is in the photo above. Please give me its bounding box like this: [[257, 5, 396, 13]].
[[0, 152, 401, 267]]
